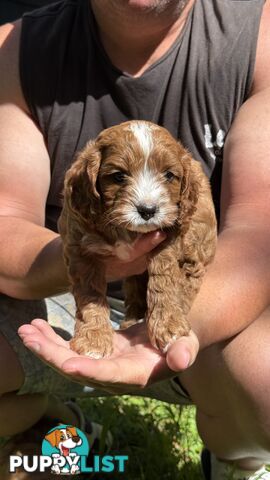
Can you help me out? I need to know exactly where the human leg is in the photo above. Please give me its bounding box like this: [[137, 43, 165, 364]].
[[0, 293, 91, 437], [0, 295, 49, 436], [0, 328, 49, 436], [0, 293, 114, 480], [179, 306, 270, 474]]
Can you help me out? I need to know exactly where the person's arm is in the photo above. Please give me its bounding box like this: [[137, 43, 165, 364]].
[[0, 21, 70, 299], [187, 91, 270, 349], [180, 1, 270, 352], [0, 22, 165, 300]]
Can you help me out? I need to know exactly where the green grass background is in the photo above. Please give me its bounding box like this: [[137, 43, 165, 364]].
[[79, 396, 203, 480], [1, 394, 269, 479]]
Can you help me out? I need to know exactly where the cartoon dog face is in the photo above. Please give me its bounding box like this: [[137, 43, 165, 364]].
[[45, 426, 82, 456]]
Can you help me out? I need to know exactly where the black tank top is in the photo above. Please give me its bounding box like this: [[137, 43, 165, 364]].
[[20, 0, 264, 231]]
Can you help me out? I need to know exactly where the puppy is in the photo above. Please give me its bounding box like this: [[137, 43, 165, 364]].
[[58, 121, 217, 357]]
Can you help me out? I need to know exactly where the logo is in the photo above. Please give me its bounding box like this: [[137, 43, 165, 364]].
[[42, 425, 89, 475], [204, 124, 225, 161], [9, 424, 128, 475]]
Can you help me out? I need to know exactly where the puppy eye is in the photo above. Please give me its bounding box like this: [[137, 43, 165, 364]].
[[164, 171, 175, 182], [112, 171, 126, 184]]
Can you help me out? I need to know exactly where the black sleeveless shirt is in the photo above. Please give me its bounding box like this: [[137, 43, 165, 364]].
[[20, 0, 264, 232]]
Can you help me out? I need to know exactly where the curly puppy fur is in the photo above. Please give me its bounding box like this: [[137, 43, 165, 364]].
[[58, 121, 217, 357]]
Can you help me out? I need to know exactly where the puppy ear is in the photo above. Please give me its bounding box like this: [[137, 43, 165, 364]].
[[45, 430, 58, 447], [64, 140, 101, 221], [178, 153, 200, 229]]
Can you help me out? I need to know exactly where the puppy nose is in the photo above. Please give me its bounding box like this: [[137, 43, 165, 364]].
[[72, 436, 80, 443], [137, 204, 157, 220]]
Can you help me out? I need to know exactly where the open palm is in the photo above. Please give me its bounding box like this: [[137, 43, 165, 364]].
[[18, 319, 199, 394]]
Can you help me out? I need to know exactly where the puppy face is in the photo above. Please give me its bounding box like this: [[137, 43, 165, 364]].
[[95, 121, 189, 233]]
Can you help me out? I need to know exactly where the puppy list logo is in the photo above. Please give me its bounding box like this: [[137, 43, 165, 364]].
[[9, 424, 128, 475], [42, 424, 88, 475]]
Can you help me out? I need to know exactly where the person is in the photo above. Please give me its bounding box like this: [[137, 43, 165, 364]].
[[0, 0, 57, 24], [1, 0, 270, 479]]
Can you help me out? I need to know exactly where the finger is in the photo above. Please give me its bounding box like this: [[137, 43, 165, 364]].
[[18, 327, 120, 391], [18, 323, 48, 345], [18, 325, 79, 369], [18, 319, 68, 348], [18, 323, 143, 386], [130, 230, 166, 260], [31, 318, 70, 347], [166, 330, 199, 372]]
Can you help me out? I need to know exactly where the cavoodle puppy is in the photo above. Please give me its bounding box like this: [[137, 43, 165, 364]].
[[58, 121, 217, 358]]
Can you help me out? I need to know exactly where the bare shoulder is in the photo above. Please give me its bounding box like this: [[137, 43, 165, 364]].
[[0, 21, 50, 226], [0, 20, 28, 112], [251, 0, 270, 95], [220, 2, 270, 228]]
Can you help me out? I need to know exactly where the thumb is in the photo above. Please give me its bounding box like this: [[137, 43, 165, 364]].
[[130, 231, 166, 259], [166, 330, 199, 372]]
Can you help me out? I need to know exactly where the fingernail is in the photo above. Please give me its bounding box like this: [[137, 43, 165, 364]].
[[26, 342, 40, 353], [182, 350, 191, 369], [151, 231, 166, 245]]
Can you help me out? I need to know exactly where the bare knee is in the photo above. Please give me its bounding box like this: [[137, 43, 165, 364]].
[[180, 308, 270, 458], [0, 392, 48, 436], [219, 311, 270, 451], [0, 333, 24, 395]]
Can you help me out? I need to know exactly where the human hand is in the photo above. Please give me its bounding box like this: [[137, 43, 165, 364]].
[[18, 319, 199, 394], [105, 230, 166, 281]]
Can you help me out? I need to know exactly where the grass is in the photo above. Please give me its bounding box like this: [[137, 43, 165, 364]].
[[79, 396, 203, 479], [0, 396, 203, 479], [1, 394, 269, 479], [79, 396, 270, 479]]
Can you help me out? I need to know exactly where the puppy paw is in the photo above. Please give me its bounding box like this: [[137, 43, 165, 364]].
[[70, 325, 113, 358], [147, 308, 190, 353]]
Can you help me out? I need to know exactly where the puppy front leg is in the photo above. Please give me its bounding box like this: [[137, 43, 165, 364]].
[[69, 258, 113, 358], [147, 246, 190, 353]]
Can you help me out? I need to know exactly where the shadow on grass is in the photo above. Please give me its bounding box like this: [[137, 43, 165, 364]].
[[79, 395, 203, 480]]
